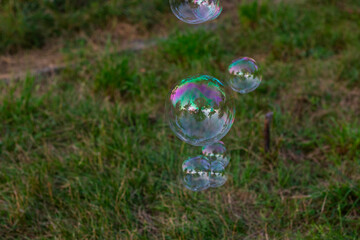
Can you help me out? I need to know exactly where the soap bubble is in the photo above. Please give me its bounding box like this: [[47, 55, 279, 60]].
[[228, 57, 262, 94], [170, 0, 222, 24], [209, 160, 227, 188], [182, 156, 210, 191], [202, 141, 230, 167], [166, 75, 235, 146]]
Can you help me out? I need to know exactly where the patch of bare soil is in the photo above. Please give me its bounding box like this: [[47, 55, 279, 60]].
[[0, 42, 63, 80]]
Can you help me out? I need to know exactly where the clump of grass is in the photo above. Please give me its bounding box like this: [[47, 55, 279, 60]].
[[0, 76, 44, 119], [238, 1, 270, 28], [237, 1, 347, 60], [339, 51, 360, 88], [161, 30, 223, 67], [93, 55, 140, 99], [322, 121, 360, 160], [120, 0, 169, 27]]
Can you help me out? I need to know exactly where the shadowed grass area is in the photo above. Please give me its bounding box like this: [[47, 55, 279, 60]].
[[0, 0, 169, 53], [0, 0, 360, 239]]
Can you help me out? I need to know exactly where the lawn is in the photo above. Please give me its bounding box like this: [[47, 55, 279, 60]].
[[0, 0, 360, 239]]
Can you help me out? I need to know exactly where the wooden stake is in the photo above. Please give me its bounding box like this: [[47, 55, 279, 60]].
[[264, 112, 273, 153]]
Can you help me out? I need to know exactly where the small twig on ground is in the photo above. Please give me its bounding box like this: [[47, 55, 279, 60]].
[[264, 112, 273, 153]]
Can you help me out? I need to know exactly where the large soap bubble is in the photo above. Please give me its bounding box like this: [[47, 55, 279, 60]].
[[202, 141, 230, 167], [166, 75, 235, 146], [182, 156, 210, 191], [228, 57, 262, 94], [169, 0, 222, 24]]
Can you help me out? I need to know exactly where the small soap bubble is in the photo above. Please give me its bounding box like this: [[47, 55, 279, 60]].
[[228, 57, 262, 94], [170, 0, 222, 24], [166, 75, 235, 146], [182, 156, 210, 191], [202, 141, 229, 167], [209, 160, 227, 188]]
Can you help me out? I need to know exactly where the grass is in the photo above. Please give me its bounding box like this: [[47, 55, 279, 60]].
[[0, 0, 169, 53], [0, 0, 360, 239], [93, 55, 141, 99]]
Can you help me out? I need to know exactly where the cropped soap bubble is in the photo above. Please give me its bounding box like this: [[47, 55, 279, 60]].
[[228, 57, 262, 94], [169, 0, 222, 24], [202, 141, 230, 167], [166, 75, 235, 146], [182, 156, 210, 191], [209, 160, 227, 188]]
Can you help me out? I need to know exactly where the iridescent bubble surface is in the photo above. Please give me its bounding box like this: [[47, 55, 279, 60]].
[[166, 75, 235, 146], [209, 160, 227, 188], [169, 0, 222, 24], [228, 57, 262, 94], [182, 156, 210, 191], [202, 141, 229, 167]]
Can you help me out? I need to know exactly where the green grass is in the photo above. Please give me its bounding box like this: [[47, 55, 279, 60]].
[[1, 0, 360, 239], [93, 55, 141, 99], [0, 0, 169, 53]]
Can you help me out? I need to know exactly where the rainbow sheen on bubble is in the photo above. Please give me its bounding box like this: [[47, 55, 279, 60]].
[[170, 0, 222, 24], [209, 160, 227, 188], [166, 75, 235, 146], [202, 141, 229, 167], [182, 156, 210, 191], [228, 57, 262, 94]]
